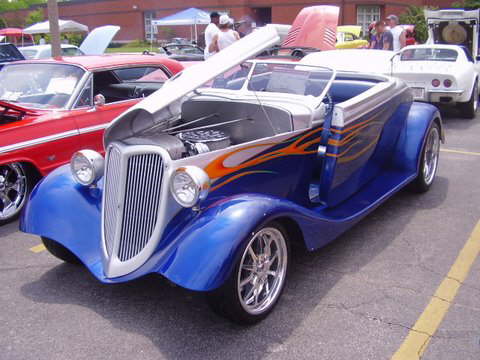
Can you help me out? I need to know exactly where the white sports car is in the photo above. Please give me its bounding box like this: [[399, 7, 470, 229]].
[[305, 45, 479, 117], [306, 9, 480, 118], [394, 44, 479, 117]]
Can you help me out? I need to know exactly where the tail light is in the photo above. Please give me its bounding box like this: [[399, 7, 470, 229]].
[[444, 79, 452, 88], [432, 79, 440, 87]]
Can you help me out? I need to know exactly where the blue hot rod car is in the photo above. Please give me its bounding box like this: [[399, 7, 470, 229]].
[[21, 25, 443, 324]]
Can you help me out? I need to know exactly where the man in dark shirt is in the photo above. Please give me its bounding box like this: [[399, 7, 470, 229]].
[[382, 24, 394, 51], [371, 21, 393, 50]]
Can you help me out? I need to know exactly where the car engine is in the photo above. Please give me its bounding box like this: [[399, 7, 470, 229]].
[[124, 129, 231, 160], [178, 129, 231, 156]]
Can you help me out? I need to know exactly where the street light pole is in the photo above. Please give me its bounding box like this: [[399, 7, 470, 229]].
[[47, 0, 61, 57]]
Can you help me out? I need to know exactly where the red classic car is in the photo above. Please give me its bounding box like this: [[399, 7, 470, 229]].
[[0, 55, 183, 224]]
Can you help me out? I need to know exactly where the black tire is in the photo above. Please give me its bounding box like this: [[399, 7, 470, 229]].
[[207, 221, 290, 325], [0, 162, 36, 226], [409, 122, 441, 193], [41, 237, 82, 265], [458, 81, 478, 119]]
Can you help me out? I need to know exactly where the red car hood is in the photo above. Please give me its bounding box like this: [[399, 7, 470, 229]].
[[0, 100, 41, 116], [282, 6, 339, 51]]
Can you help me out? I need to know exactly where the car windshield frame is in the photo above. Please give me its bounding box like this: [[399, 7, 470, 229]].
[[197, 59, 336, 109], [0, 63, 86, 110], [400, 48, 459, 62], [0, 44, 24, 62]]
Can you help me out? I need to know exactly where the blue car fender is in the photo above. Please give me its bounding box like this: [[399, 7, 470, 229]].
[[155, 194, 299, 291], [392, 102, 443, 173], [20, 165, 104, 269]]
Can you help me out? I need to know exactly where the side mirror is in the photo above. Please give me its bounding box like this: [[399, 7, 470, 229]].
[[94, 94, 105, 107]]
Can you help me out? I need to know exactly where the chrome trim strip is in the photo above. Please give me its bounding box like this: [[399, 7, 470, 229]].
[[78, 124, 109, 134], [0, 124, 108, 155], [427, 89, 464, 94], [0, 129, 79, 155]]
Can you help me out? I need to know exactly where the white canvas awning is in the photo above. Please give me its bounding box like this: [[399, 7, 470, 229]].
[[23, 19, 89, 35], [151, 8, 211, 26]]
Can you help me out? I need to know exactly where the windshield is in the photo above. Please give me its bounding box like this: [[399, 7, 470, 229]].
[[0, 63, 85, 109], [165, 45, 203, 55], [400, 48, 458, 62], [202, 61, 335, 99], [20, 49, 37, 59], [0, 45, 23, 61]]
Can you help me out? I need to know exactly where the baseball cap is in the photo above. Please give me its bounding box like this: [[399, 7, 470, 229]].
[[210, 11, 220, 19], [386, 15, 399, 22], [219, 14, 231, 25]]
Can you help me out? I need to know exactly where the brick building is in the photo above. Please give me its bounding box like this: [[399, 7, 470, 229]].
[[0, 0, 458, 42]]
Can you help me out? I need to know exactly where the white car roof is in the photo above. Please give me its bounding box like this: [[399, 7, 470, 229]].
[[301, 49, 393, 74], [19, 44, 79, 51]]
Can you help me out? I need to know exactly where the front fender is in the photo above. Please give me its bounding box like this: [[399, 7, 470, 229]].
[[392, 101, 442, 173], [153, 195, 302, 291], [20, 165, 104, 268]]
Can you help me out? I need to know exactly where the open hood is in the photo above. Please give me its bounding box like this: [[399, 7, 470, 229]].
[[425, 9, 479, 56], [104, 25, 281, 145], [79, 25, 120, 55], [282, 6, 339, 51]]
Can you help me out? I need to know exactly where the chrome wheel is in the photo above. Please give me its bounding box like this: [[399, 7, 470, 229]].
[[423, 126, 440, 186], [0, 163, 28, 221], [237, 227, 288, 315]]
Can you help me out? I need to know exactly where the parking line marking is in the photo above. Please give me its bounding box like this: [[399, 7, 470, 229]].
[[441, 148, 480, 156], [30, 244, 46, 253], [391, 220, 480, 360]]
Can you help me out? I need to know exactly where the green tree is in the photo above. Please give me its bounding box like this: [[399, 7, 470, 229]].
[[399, 5, 434, 44], [453, 0, 480, 9], [0, 0, 46, 13], [0, 17, 7, 29], [25, 9, 44, 25]]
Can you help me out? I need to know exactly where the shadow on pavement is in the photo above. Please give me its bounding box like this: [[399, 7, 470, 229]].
[[20, 178, 448, 360], [438, 106, 476, 132], [0, 220, 21, 238]]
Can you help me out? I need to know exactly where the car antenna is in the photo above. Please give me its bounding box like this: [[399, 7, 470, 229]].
[[253, 89, 277, 135]]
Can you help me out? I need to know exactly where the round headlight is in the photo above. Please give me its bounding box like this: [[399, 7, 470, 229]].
[[170, 166, 210, 208], [70, 150, 104, 186]]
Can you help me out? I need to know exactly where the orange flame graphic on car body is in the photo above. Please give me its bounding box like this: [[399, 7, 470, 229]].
[[204, 127, 324, 181]]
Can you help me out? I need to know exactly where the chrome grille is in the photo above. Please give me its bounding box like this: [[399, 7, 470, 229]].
[[103, 146, 122, 256], [117, 153, 164, 261]]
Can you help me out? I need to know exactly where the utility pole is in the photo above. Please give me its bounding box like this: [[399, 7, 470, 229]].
[[47, 0, 61, 57]]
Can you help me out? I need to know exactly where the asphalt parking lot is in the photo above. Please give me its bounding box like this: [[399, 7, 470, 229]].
[[1, 107, 479, 360]]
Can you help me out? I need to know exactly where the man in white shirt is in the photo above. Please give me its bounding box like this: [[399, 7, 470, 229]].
[[204, 12, 220, 59], [386, 15, 406, 51]]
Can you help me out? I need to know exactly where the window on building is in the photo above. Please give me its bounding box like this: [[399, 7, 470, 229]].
[[357, 5, 381, 36], [144, 11, 157, 41], [251, 7, 272, 26]]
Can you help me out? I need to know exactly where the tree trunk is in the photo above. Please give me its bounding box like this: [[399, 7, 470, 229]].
[[47, 0, 61, 58]]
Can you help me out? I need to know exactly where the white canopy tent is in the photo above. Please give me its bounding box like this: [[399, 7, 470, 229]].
[[23, 19, 89, 35], [151, 7, 211, 43]]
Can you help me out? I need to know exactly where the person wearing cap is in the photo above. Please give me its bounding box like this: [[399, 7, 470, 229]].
[[204, 12, 220, 59], [386, 14, 406, 51], [209, 15, 240, 53]]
